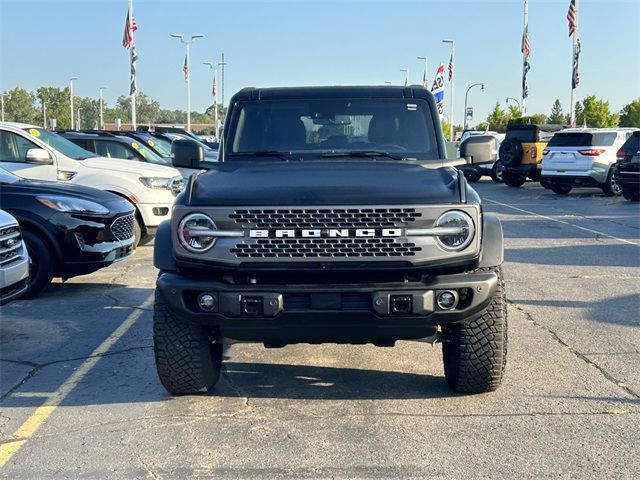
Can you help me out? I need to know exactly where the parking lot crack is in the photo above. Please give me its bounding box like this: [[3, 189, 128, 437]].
[[221, 366, 252, 416], [508, 300, 640, 400], [135, 452, 161, 480]]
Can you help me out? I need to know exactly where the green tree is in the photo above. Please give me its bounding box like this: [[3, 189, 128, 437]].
[[575, 95, 619, 127], [3, 87, 38, 124], [75, 97, 100, 130], [486, 102, 509, 132], [619, 99, 640, 127], [115, 92, 161, 123], [37, 87, 73, 129], [507, 104, 521, 119], [549, 99, 564, 124]]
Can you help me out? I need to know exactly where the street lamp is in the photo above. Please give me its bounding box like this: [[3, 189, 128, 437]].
[[203, 61, 219, 139], [1, 92, 9, 122], [171, 33, 205, 132], [400, 68, 409, 86], [417, 56, 428, 87], [442, 39, 455, 141], [505, 97, 521, 113], [99, 87, 107, 130], [463, 82, 484, 129], [69, 77, 78, 130]]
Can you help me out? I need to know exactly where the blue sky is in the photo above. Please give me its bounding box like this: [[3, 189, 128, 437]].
[[1, 0, 638, 125]]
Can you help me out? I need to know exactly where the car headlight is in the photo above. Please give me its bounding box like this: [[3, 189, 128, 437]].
[[37, 195, 109, 215], [178, 213, 217, 252], [139, 177, 172, 190], [434, 210, 475, 251]]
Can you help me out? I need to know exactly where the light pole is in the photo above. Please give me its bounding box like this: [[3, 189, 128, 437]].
[[203, 61, 218, 139], [463, 82, 484, 129], [171, 33, 205, 132], [77, 107, 82, 130], [443, 39, 455, 141], [218, 53, 227, 121], [99, 87, 106, 129], [400, 68, 409, 86], [505, 97, 521, 113], [42, 99, 47, 129], [1, 92, 9, 122], [417, 56, 428, 87], [69, 77, 78, 130]]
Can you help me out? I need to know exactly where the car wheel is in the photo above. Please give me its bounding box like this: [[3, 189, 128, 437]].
[[602, 168, 622, 197], [540, 177, 552, 189], [491, 162, 505, 183], [498, 139, 523, 167], [21, 230, 55, 299], [503, 170, 527, 187], [551, 183, 572, 195], [464, 168, 481, 182], [622, 189, 640, 201], [442, 267, 507, 393], [153, 290, 223, 394]]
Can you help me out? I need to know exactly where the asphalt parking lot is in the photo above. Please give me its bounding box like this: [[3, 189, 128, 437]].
[[1, 180, 639, 479]]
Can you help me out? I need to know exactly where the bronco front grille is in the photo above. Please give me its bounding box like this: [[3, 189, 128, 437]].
[[0, 225, 23, 266], [230, 238, 420, 258], [111, 214, 135, 242], [229, 208, 422, 229]]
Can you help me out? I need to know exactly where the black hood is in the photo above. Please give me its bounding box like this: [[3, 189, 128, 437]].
[[188, 160, 461, 206], [2, 179, 130, 208]]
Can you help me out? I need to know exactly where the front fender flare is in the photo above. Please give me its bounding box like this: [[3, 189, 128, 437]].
[[153, 220, 177, 272], [478, 213, 504, 268]]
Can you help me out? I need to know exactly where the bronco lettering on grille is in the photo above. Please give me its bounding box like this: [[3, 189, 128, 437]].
[[249, 228, 402, 238]]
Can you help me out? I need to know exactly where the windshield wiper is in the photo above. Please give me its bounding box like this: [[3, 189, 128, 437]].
[[321, 150, 406, 160], [228, 151, 299, 161]]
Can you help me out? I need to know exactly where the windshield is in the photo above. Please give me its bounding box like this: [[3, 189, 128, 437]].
[[125, 138, 170, 165], [548, 132, 618, 147], [165, 133, 214, 152], [141, 134, 172, 157], [226, 98, 439, 160], [23, 128, 95, 160], [0, 167, 20, 184]]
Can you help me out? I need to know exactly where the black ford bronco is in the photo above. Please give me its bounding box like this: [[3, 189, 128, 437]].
[[153, 86, 507, 395]]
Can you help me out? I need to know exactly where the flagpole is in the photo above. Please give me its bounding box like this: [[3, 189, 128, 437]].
[[443, 39, 455, 141], [570, 0, 579, 126], [128, 0, 137, 130], [521, 0, 528, 116], [213, 68, 218, 139]]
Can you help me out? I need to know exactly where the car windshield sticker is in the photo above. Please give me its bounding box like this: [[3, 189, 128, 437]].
[[139, 148, 146, 157], [131, 142, 139, 149], [148, 140, 155, 146], [29, 128, 41, 137]]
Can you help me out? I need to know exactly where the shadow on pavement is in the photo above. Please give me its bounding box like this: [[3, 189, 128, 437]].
[[506, 243, 640, 267]]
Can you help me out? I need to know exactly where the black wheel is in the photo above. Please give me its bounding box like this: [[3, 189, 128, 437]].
[[442, 267, 507, 394], [464, 168, 481, 182], [491, 161, 505, 183], [503, 170, 527, 187], [622, 189, 640, 201], [550, 183, 572, 195], [540, 177, 552, 189], [498, 139, 523, 167], [133, 215, 154, 246], [602, 168, 622, 197], [21, 230, 55, 299], [528, 169, 541, 181], [153, 290, 223, 394]]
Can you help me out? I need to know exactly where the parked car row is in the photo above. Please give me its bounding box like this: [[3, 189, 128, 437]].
[[0, 122, 220, 305], [457, 124, 639, 202]]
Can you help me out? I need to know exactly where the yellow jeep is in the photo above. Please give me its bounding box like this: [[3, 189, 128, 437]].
[[499, 123, 562, 187]]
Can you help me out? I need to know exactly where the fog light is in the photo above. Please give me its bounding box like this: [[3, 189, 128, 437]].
[[437, 291, 458, 310], [198, 293, 216, 311]]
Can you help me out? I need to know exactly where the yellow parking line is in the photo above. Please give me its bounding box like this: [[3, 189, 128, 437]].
[[0, 295, 153, 469]]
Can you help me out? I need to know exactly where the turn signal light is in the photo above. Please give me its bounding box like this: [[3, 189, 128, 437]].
[[616, 149, 626, 159]]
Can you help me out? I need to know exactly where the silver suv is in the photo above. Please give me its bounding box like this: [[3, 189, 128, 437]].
[[541, 127, 638, 195]]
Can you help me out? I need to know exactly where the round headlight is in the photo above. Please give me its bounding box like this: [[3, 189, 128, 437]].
[[178, 213, 217, 253], [434, 210, 475, 251]]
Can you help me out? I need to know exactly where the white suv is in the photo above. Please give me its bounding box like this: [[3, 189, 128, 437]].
[[541, 127, 638, 195], [0, 122, 183, 244], [0, 209, 29, 305]]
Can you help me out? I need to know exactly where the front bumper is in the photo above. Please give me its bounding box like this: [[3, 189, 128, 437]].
[[156, 270, 498, 346], [617, 171, 640, 190]]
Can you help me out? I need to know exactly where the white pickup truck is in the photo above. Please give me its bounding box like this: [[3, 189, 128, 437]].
[[0, 122, 183, 245]]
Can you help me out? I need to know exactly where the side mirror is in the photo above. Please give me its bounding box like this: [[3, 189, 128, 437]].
[[171, 139, 204, 169], [25, 148, 53, 165]]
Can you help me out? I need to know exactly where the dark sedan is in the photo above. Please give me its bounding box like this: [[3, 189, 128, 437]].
[[0, 168, 136, 298], [616, 131, 640, 201]]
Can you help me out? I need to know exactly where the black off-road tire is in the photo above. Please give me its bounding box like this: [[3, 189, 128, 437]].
[[464, 168, 481, 182], [21, 229, 55, 299], [498, 139, 523, 167], [153, 290, 223, 394], [441, 267, 507, 394], [540, 177, 552, 189], [622, 189, 639, 201], [551, 183, 572, 195], [602, 168, 622, 197], [503, 170, 527, 187]]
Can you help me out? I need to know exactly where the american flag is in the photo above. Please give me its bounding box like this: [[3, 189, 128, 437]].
[[447, 54, 454, 81], [122, 10, 138, 49], [522, 58, 530, 99], [212, 72, 217, 97], [183, 54, 188, 81], [521, 26, 531, 57], [130, 45, 138, 95], [567, 0, 577, 36]]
